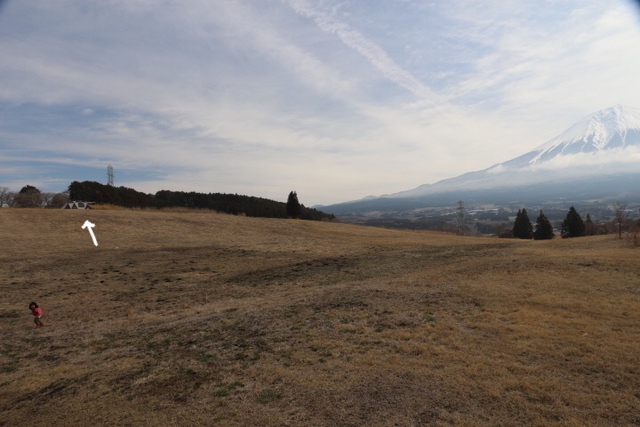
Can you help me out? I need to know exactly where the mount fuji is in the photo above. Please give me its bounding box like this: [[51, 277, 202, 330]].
[[323, 105, 640, 214]]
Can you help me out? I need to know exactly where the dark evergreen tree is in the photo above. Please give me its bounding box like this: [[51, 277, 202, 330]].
[[561, 206, 586, 238], [533, 210, 554, 240], [19, 185, 39, 194], [512, 208, 533, 239], [512, 209, 522, 237], [286, 191, 302, 219]]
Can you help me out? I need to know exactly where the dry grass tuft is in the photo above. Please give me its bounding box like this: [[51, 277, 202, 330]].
[[1, 209, 639, 426]]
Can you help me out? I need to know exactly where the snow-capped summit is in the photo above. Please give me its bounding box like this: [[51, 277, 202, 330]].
[[504, 104, 640, 168]]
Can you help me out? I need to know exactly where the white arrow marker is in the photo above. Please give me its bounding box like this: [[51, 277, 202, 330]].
[[82, 220, 99, 246]]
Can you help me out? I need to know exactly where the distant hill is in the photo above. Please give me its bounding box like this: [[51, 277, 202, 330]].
[[68, 180, 335, 221]]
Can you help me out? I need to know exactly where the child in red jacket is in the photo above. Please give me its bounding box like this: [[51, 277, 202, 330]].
[[29, 301, 43, 328]]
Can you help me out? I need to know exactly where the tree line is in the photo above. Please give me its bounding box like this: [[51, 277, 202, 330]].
[[0, 181, 335, 221], [0, 185, 69, 208], [511, 203, 638, 240]]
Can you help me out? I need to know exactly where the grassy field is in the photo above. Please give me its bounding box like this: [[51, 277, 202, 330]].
[[1, 208, 639, 426]]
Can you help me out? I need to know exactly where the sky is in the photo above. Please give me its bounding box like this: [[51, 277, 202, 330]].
[[1, 0, 640, 206]]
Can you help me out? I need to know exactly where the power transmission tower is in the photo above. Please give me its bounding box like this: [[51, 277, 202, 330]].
[[107, 165, 114, 186]]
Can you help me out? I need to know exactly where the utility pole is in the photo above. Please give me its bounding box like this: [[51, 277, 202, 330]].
[[456, 200, 466, 235]]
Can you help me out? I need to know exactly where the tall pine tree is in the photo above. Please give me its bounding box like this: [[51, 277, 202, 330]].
[[513, 208, 533, 239], [533, 210, 554, 240], [561, 206, 586, 238], [286, 191, 302, 219]]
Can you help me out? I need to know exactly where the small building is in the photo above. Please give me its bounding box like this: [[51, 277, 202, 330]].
[[61, 201, 94, 209]]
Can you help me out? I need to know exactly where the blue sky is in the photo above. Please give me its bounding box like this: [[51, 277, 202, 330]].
[[1, 0, 640, 206]]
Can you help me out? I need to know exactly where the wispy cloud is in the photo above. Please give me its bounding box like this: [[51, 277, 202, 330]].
[[284, 0, 441, 104], [1, 1, 639, 205]]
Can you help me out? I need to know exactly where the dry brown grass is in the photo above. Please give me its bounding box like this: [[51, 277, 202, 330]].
[[1, 209, 639, 426]]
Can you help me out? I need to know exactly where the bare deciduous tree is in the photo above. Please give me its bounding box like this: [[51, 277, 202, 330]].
[[0, 187, 13, 207], [613, 202, 627, 239], [41, 192, 55, 208], [50, 192, 70, 208], [14, 185, 43, 208]]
